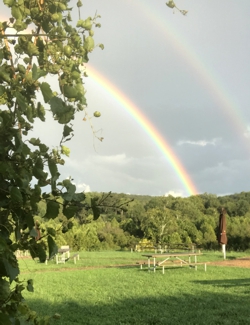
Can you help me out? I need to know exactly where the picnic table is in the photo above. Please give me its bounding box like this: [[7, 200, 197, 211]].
[[141, 252, 206, 274], [56, 246, 70, 264]]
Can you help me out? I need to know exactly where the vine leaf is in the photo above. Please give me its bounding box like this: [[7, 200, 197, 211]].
[[47, 235, 58, 259], [3, 258, 19, 283], [26, 279, 34, 292], [48, 159, 60, 191], [0, 312, 12, 325], [44, 201, 60, 219], [32, 63, 47, 80], [40, 82, 53, 103], [63, 205, 78, 219], [91, 198, 100, 220]]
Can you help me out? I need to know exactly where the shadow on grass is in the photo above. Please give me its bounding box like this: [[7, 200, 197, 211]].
[[25, 290, 250, 325], [193, 277, 250, 288]]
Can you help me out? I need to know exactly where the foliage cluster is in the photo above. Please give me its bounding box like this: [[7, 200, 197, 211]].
[[36, 191, 250, 253], [0, 0, 105, 324]]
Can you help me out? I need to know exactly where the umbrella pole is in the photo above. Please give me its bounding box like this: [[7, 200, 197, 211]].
[[222, 244, 226, 259]]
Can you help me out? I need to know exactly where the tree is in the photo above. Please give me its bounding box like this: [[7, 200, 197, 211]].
[[0, 0, 104, 323], [0, 0, 188, 323], [142, 207, 178, 244]]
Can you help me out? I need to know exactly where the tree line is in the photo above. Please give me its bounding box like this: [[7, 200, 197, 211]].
[[34, 191, 250, 252]]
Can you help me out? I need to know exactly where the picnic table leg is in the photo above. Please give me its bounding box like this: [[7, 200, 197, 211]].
[[153, 257, 156, 273], [148, 257, 150, 271]]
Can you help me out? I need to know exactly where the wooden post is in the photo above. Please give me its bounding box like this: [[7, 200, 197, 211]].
[[222, 244, 226, 259]]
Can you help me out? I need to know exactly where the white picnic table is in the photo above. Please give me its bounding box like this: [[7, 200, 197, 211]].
[[141, 252, 206, 274], [56, 246, 70, 264]]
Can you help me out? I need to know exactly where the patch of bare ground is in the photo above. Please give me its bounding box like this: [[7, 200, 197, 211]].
[[19, 257, 250, 274], [209, 257, 250, 268]]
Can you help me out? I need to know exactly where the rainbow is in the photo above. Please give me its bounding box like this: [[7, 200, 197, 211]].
[[86, 65, 198, 196], [137, 2, 248, 143]]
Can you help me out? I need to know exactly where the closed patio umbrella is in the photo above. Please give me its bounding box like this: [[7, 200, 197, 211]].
[[218, 208, 227, 259]]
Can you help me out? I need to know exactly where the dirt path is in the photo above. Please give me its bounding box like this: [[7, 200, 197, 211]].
[[19, 257, 250, 274], [209, 257, 250, 268]]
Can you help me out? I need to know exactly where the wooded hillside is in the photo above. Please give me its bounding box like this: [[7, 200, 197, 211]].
[[34, 191, 250, 252]]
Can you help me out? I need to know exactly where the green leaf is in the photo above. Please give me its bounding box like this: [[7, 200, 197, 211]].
[[25, 211, 35, 230], [91, 198, 100, 220], [0, 65, 11, 83], [14, 131, 23, 153], [15, 223, 21, 241], [32, 63, 47, 80], [29, 138, 41, 146], [0, 85, 6, 96], [26, 105, 34, 123], [16, 91, 29, 112], [29, 242, 46, 262], [40, 82, 53, 103], [34, 184, 41, 197], [49, 96, 64, 115], [27, 42, 39, 56], [44, 201, 60, 219], [48, 159, 58, 178], [84, 36, 95, 52], [76, 17, 92, 30], [63, 205, 78, 219], [62, 182, 76, 201], [38, 143, 49, 153], [61, 145, 70, 157], [0, 312, 12, 325], [16, 167, 31, 188], [3, 0, 15, 6], [11, 5, 22, 20], [62, 179, 71, 187], [47, 235, 58, 258], [49, 97, 75, 124], [37, 102, 46, 121], [30, 228, 38, 238], [10, 187, 23, 206], [18, 303, 30, 316], [73, 192, 85, 202], [0, 278, 11, 302], [30, 185, 41, 211], [63, 124, 73, 137], [33, 167, 47, 181], [26, 279, 34, 292], [3, 257, 19, 283], [48, 159, 60, 190]]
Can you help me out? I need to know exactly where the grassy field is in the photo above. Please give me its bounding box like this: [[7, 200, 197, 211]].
[[18, 251, 250, 325]]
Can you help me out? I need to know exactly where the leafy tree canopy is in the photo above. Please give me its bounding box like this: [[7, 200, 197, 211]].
[[0, 0, 105, 323]]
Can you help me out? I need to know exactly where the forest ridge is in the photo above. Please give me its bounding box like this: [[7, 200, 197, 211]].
[[34, 191, 250, 252]]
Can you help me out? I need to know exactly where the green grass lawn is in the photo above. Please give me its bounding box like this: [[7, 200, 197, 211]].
[[18, 251, 250, 325]]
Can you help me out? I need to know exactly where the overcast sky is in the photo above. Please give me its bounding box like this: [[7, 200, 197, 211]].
[[2, 0, 250, 197]]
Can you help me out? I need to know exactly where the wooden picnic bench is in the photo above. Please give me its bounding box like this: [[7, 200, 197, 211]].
[[141, 252, 207, 274]]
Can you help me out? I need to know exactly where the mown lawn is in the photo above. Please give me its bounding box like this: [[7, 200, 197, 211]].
[[19, 251, 250, 325]]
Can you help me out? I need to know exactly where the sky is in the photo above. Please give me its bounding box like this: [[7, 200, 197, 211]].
[[2, 0, 250, 197]]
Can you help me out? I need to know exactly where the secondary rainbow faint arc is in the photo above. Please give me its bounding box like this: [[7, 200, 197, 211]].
[[86, 65, 198, 196], [138, 2, 248, 143]]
